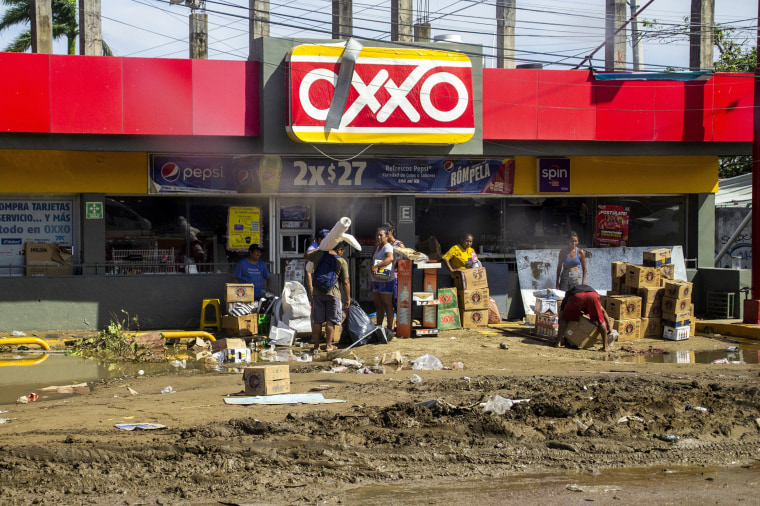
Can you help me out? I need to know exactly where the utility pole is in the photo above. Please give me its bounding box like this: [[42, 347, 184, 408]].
[[414, 0, 430, 42], [605, 0, 627, 70], [30, 0, 53, 54], [496, 0, 516, 69], [189, 10, 208, 59], [689, 0, 714, 71], [628, 0, 643, 70], [391, 0, 413, 42], [78, 0, 102, 56], [747, 0, 760, 323], [332, 0, 352, 39]]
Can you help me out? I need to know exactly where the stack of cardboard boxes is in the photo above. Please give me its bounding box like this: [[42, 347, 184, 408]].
[[222, 283, 258, 337], [436, 287, 461, 329], [606, 248, 693, 341], [455, 267, 490, 328]]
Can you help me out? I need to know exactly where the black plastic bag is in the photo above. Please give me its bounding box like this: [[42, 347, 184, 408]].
[[340, 304, 377, 347]]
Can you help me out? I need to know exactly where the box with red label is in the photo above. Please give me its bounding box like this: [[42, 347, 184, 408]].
[[613, 318, 641, 341], [606, 295, 641, 320], [642, 302, 662, 318], [437, 308, 461, 330], [664, 280, 693, 300], [461, 309, 488, 328], [625, 265, 660, 289], [243, 364, 290, 396], [458, 288, 489, 310], [663, 325, 690, 341], [637, 287, 664, 307], [640, 317, 663, 338], [535, 297, 560, 315], [657, 264, 675, 280], [437, 287, 458, 310], [453, 267, 488, 290], [643, 248, 671, 267], [226, 283, 256, 305], [662, 296, 691, 316]]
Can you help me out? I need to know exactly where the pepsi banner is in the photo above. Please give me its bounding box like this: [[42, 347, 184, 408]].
[[150, 155, 514, 195]]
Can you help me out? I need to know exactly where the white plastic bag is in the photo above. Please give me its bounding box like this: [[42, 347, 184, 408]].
[[281, 281, 311, 321], [481, 395, 530, 415], [412, 354, 443, 370]]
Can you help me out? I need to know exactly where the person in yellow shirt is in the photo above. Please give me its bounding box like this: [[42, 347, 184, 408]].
[[442, 233, 477, 273]]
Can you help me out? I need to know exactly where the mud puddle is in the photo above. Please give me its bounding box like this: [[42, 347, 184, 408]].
[[601, 336, 760, 364]]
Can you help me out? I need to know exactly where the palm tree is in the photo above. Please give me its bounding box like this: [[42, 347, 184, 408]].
[[0, 0, 112, 55]]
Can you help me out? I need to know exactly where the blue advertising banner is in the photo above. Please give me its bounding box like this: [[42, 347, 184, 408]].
[[150, 155, 514, 195], [537, 158, 570, 193]]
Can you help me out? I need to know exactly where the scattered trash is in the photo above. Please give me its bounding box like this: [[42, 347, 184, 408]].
[[412, 354, 443, 370], [452, 362, 464, 370], [712, 358, 729, 364], [356, 367, 374, 374], [417, 398, 456, 411], [499, 342, 508, 349], [160, 386, 175, 394], [0, 410, 7, 414], [566, 484, 622, 493], [756, 418, 760, 429], [169, 359, 186, 369], [16, 392, 38, 404], [333, 358, 363, 368], [409, 374, 422, 384], [481, 395, 530, 415], [381, 351, 404, 365], [297, 354, 312, 362], [686, 405, 708, 413], [574, 418, 592, 432], [617, 415, 644, 423], [127, 387, 139, 396], [138, 370, 145, 376], [653, 434, 679, 442], [40, 383, 89, 395], [11, 331, 26, 336], [0, 418, 16, 423], [223, 393, 346, 405], [115, 423, 167, 431], [331, 366, 348, 373], [727, 346, 739, 352]]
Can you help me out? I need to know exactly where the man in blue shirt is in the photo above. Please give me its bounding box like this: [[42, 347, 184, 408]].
[[233, 244, 272, 298]]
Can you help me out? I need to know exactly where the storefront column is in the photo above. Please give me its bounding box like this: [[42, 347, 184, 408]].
[[81, 193, 106, 275], [395, 196, 415, 248], [688, 192, 715, 268]]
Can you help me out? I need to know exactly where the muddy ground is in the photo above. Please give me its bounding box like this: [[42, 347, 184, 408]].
[[0, 326, 759, 505]]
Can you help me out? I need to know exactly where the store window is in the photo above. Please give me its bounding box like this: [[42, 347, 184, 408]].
[[105, 196, 270, 274]]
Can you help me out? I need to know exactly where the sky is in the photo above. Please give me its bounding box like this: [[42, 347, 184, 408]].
[[0, 0, 756, 70]]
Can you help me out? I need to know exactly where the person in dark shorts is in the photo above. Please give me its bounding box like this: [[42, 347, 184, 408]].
[[305, 241, 350, 353], [556, 284, 614, 351]]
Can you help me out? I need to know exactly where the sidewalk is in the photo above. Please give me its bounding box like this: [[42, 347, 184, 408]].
[[696, 319, 760, 340]]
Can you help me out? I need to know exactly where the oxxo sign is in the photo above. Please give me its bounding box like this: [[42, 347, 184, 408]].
[[287, 44, 475, 144]]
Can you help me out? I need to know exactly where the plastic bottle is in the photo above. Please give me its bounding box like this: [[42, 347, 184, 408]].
[[653, 434, 679, 442], [398, 285, 411, 326], [409, 374, 422, 383], [686, 405, 708, 413], [423, 281, 435, 323]]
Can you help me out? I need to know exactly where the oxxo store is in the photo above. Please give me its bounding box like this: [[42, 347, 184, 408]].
[[0, 38, 745, 331]]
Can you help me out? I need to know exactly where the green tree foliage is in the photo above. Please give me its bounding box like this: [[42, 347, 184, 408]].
[[0, 0, 111, 55]]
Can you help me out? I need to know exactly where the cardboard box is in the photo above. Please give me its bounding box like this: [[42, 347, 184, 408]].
[[563, 315, 605, 349], [611, 277, 625, 292], [640, 317, 663, 338], [662, 315, 691, 328], [664, 280, 693, 300], [625, 265, 660, 289], [437, 287, 459, 310], [211, 337, 247, 352], [226, 283, 256, 304], [643, 248, 672, 267], [662, 296, 691, 315], [611, 261, 628, 279], [661, 307, 691, 324], [222, 314, 258, 336], [458, 288, 490, 310], [657, 264, 675, 280], [637, 287, 664, 307], [534, 297, 559, 315], [461, 309, 489, 328], [536, 312, 559, 337], [437, 308, 461, 329], [453, 267, 488, 290], [243, 364, 290, 396], [613, 318, 641, 341], [663, 325, 690, 341], [606, 295, 642, 320], [25, 242, 73, 276], [642, 302, 662, 318]]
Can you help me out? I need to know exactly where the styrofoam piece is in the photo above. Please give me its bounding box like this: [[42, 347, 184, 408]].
[[319, 217, 351, 251]]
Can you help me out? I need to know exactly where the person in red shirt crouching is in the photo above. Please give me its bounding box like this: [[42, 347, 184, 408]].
[[556, 284, 614, 351]]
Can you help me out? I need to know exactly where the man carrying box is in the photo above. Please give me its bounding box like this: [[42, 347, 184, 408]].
[[556, 284, 614, 351]]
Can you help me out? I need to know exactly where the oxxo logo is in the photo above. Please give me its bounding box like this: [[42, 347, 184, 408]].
[[288, 45, 474, 144]]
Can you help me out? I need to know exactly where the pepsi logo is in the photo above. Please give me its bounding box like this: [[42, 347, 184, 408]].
[[161, 162, 181, 182], [443, 160, 455, 172], [237, 169, 251, 185]]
